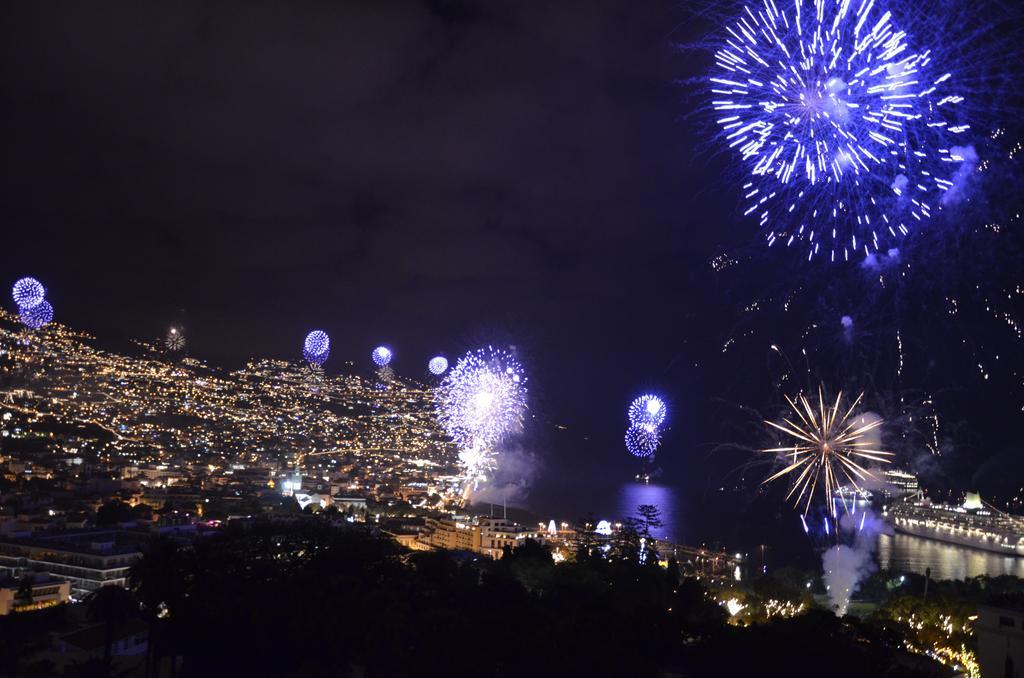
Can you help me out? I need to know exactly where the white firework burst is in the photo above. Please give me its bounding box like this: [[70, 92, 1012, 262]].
[[435, 346, 528, 452], [763, 387, 892, 515]]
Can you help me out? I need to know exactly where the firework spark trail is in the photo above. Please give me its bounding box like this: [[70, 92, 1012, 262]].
[[710, 0, 971, 262], [763, 386, 892, 514]]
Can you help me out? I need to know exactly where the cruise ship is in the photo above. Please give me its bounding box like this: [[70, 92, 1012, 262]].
[[884, 492, 1024, 557]]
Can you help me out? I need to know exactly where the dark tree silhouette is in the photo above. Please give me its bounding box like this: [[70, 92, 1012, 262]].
[[636, 504, 664, 540], [85, 586, 137, 667], [95, 500, 132, 526], [117, 520, 954, 678]]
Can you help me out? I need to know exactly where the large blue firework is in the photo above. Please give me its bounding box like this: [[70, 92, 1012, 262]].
[[710, 0, 973, 262], [19, 300, 54, 330], [371, 345, 392, 367], [628, 394, 668, 429], [12, 277, 46, 309], [303, 330, 330, 366], [435, 346, 528, 451]]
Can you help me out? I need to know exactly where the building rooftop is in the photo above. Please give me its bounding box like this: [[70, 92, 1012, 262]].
[[0, 527, 151, 556], [59, 619, 148, 652]]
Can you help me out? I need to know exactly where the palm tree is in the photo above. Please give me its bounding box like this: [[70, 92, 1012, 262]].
[[86, 585, 137, 667]]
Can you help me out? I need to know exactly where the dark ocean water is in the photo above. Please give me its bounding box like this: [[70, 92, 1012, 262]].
[[524, 443, 1023, 580], [525, 444, 825, 569]]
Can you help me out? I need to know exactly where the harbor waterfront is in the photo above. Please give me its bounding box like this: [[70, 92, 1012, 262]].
[[530, 474, 1024, 582], [877, 532, 1024, 581]]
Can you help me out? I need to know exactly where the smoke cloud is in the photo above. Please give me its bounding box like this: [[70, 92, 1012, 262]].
[[470, 443, 539, 506], [822, 508, 891, 615], [860, 247, 900, 271], [840, 315, 854, 345], [940, 144, 979, 206]]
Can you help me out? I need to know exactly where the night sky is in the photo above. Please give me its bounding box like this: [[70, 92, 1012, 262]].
[[2, 1, 1022, 502]]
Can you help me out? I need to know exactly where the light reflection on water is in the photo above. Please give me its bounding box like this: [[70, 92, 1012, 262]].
[[533, 477, 1022, 580], [877, 533, 1024, 580], [617, 483, 678, 542]]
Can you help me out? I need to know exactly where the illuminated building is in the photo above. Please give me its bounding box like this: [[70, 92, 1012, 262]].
[[0, 574, 71, 614], [417, 516, 538, 559], [476, 517, 526, 559], [420, 517, 478, 552], [293, 493, 331, 511], [0, 529, 144, 597], [139, 487, 202, 512], [332, 496, 368, 513], [385, 528, 429, 550]]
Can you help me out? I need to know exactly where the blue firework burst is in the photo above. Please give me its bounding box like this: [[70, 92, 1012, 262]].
[[710, 0, 972, 262], [19, 300, 53, 330], [625, 424, 660, 458], [303, 330, 330, 366], [372, 345, 392, 367], [628, 394, 667, 428], [12, 277, 46, 309]]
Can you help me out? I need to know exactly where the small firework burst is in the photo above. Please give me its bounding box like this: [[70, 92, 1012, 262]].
[[303, 363, 325, 388], [428, 355, 449, 375], [625, 423, 660, 458], [166, 327, 185, 352], [375, 365, 395, 386], [763, 387, 892, 515]]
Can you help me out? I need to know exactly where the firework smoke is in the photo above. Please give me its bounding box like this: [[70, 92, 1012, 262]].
[[822, 509, 890, 615]]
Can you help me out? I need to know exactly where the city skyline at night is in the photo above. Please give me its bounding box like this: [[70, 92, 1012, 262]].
[[1, 1, 1022, 676]]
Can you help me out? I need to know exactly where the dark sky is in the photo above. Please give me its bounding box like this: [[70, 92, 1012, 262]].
[[0, 2, 723, 420], [2, 1, 1021, 497]]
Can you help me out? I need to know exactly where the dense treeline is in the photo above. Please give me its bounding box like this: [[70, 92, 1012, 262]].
[[118, 521, 948, 678]]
